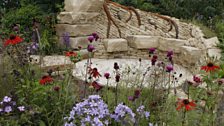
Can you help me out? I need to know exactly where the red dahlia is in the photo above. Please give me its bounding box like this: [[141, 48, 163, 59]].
[[4, 35, 23, 46], [39, 76, 53, 85], [65, 51, 78, 57], [91, 81, 103, 91]]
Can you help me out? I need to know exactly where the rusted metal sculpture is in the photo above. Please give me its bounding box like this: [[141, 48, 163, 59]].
[[103, 0, 179, 39]]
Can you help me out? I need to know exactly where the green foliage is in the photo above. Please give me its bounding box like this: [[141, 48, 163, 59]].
[[1, 5, 42, 29]]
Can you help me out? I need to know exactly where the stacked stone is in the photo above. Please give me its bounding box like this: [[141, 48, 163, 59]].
[[56, 0, 104, 50]]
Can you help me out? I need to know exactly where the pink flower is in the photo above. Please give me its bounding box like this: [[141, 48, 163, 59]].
[[166, 64, 173, 72], [104, 73, 110, 79], [88, 36, 94, 43]]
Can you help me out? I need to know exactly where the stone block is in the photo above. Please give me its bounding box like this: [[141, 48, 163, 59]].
[[69, 37, 89, 49], [64, 0, 104, 12], [56, 24, 96, 37], [57, 12, 100, 24], [158, 37, 187, 53], [207, 48, 221, 59], [103, 39, 128, 52], [204, 37, 219, 49], [126, 35, 160, 49], [180, 46, 203, 64]]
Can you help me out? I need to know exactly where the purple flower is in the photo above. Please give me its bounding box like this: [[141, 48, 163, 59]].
[[32, 42, 39, 50], [0, 108, 3, 112], [128, 96, 135, 101], [136, 105, 150, 119], [92, 32, 99, 41], [104, 73, 110, 79], [149, 48, 156, 54], [4, 106, 12, 113], [13, 25, 19, 32], [87, 45, 95, 52], [88, 36, 94, 43], [18, 106, 25, 112], [111, 103, 135, 123], [145, 112, 150, 119], [167, 50, 173, 57], [3, 96, 11, 103], [62, 32, 70, 47], [166, 64, 173, 72], [64, 95, 110, 126]]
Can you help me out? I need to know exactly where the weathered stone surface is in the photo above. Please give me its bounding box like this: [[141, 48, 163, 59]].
[[158, 37, 187, 53], [57, 12, 100, 24], [126, 35, 160, 49], [30, 55, 73, 67], [56, 24, 96, 37], [207, 48, 222, 59], [64, 0, 104, 12], [69, 37, 89, 49], [103, 39, 128, 52], [180, 46, 203, 64], [79, 49, 89, 59], [73, 59, 192, 88], [204, 37, 219, 49]]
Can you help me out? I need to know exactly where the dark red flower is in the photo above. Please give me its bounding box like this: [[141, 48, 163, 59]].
[[151, 55, 158, 65], [193, 75, 202, 83], [115, 74, 120, 82], [167, 50, 174, 57], [104, 72, 110, 79], [92, 32, 99, 41], [91, 81, 103, 91], [65, 51, 77, 57], [39, 76, 53, 85], [176, 99, 196, 111], [89, 68, 101, 78], [114, 62, 119, 70], [53, 86, 60, 91], [201, 62, 219, 72], [134, 89, 141, 98], [4, 35, 23, 46]]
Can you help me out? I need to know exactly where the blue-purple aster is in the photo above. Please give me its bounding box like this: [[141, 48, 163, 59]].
[[64, 95, 110, 126]]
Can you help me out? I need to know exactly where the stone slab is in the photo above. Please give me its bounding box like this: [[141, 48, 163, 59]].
[[126, 35, 160, 49], [180, 46, 203, 64], [56, 24, 96, 37], [73, 59, 192, 88], [158, 37, 187, 53], [57, 12, 100, 24], [207, 48, 222, 59], [204, 37, 219, 49], [64, 0, 104, 12], [103, 39, 128, 52]]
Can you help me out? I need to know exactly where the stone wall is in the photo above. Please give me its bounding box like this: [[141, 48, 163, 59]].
[[56, 0, 221, 72]]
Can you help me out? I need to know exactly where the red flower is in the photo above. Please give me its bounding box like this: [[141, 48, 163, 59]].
[[91, 81, 103, 91], [193, 75, 202, 83], [176, 99, 196, 111], [53, 86, 60, 91], [201, 62, 219, 72], [39, 76, 53, 85], [4, 35, 23, 46], [134, 89, 141, 98], [65, 51, 77, 57], [89, 68, 101, 78]]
